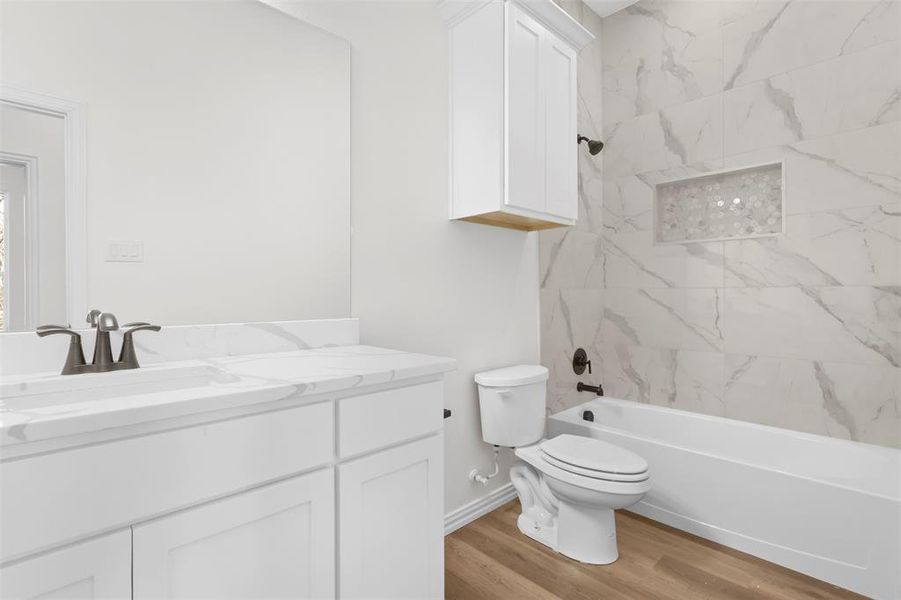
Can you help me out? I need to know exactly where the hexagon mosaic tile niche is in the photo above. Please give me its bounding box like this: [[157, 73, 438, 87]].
[[655, 163, 784, 243]]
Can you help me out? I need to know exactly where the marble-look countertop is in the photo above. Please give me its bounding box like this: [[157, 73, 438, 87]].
[[0, 345, 455, 448]]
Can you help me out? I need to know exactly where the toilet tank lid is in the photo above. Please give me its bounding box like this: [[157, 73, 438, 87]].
[[474, 365, 548, 387]]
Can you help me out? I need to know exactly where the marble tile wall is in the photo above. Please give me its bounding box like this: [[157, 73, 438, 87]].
[[542, 0, 901, 448]]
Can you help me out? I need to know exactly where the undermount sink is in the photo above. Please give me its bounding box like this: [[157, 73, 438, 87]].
[[0, 362, 229, 410]]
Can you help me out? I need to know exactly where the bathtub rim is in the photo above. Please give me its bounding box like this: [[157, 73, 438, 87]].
[[550, 397, 901, 503]]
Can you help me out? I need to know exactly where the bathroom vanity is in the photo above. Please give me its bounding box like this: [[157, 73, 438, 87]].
[[0, 319, 454, 600]]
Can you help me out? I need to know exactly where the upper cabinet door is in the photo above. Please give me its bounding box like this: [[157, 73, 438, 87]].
[[133, 469, 335, 600], [543, 35, 579, 220], [0, 530, 130, 600], [505, 2, 546, 214], [339, 435, 444, 600]]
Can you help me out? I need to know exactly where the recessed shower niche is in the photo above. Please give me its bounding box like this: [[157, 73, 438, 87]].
[[654, 162, 784, 244]]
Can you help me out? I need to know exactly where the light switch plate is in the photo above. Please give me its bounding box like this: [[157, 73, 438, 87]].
[[106, 240, 144, 262]]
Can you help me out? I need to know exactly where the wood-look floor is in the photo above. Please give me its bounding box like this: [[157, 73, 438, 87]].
[[445, 500, 864, 600]]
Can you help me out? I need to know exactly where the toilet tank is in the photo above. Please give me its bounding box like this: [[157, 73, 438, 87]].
[[474, 365, 548, 447]]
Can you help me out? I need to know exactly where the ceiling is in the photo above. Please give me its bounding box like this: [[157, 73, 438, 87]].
[[583, 0, 640, 18]]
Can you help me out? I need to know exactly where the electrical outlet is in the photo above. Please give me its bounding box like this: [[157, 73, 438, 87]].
[[106, 240, 144, 262]]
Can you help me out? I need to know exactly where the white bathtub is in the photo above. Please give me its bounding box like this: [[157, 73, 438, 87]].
[[548, 398, 901, 599]]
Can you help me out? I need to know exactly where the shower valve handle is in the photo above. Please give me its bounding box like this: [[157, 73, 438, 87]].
[[573, 348, 592, 375]]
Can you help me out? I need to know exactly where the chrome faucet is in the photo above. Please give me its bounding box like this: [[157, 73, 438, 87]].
[[36, 310, 160, 375]]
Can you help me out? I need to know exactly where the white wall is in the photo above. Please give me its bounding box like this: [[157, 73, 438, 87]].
[[265, 0, 542, 515], [0, 0, 351, 326]]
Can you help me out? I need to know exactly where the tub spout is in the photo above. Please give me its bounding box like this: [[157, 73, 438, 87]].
[[577, 381, 604, 396]]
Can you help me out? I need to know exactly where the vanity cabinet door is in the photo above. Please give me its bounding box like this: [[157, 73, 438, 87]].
[[0, 529, 130, 599], [338, 435, 443, 600], [133, 468, 335, 600]]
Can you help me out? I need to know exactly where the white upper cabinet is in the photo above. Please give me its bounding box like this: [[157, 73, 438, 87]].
[[443, 0, 593, 231]]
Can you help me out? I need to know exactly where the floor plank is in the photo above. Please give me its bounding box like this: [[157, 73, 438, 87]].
[[445, 500, 865, 600]]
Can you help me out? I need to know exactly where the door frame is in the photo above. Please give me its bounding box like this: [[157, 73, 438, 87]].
[[0, 85, 86, 328], [0, 152, 39, 329]]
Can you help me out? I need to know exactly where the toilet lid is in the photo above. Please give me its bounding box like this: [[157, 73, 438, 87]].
[[540, 434, 648, 475]]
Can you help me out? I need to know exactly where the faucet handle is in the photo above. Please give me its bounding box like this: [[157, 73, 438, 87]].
[[97, 312, 119, 332], [122, 322, 161, 334], [118, 323, 161, 368], [36, 325, 79, 338], [86, 309, 102, 327], [35, 326, 87, 375]]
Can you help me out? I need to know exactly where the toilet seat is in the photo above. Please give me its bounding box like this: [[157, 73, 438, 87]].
[[539, 434, 648, 477], [515, 438, 651, 496], [539, 452, 649, 482]]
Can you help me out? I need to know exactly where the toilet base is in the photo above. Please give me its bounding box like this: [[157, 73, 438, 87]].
[[557, 501, 618, 564], [515, 499, 619, 565], [516, 511, 558, 551]]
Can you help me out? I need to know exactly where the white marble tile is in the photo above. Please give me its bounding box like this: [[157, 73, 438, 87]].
[[603, 28, 723, 126], [574, 0, 901, 450], [602, 113, 672, 179], [722, 286, 900, 367], [602, 287, 724, 352], [723, 0, 899, 90], [647, 348, 724, 415], [569, 2, 606, 234], [541, 288, 605, 414], [592, 329, 653, 404], [539, 228, 605, 290], [604, 231, 724, 288], [603, 0, 725, 69], [657, 94, 724, 168], [574, 108, 606, 233], [724, 204, 901, 287], [594, 339, 725, 416], [724, 354, 900, 448], [602, 175, 655, 234], [719, 1, 772, 27], [603, 95, 723, 178], [832, 0, 900, 56], [721, 121, 901, 215], [724, 41, 900, 155]]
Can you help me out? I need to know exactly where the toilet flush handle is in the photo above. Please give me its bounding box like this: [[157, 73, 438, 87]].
[[497, 389, 513, 400]]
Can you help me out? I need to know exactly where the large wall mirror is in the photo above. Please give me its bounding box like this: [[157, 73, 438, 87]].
[[0, 0, 350, 332]]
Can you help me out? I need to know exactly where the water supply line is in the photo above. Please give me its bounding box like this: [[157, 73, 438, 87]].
[[469, 446, 500, 485]]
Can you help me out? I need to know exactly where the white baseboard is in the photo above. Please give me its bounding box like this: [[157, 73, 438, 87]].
[[444, 483, 517, 535]]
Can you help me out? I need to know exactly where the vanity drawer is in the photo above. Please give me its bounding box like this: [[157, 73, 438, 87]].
[[0, 400, 333, 562], [338, 381, 443, 457]]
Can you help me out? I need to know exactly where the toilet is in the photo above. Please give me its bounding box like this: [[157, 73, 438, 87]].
[[475, 364, 650, 565]]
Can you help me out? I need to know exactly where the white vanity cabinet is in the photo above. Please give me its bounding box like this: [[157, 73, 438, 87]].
[[0, 530, 131, 599], [443, 0, 593, 231], [133, 469, 335, 600], [0, 378, 448, 600], [339, 436, 444, 600]]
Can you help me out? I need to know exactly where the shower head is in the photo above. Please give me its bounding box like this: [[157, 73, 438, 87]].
[[577, 134, 604, 155]]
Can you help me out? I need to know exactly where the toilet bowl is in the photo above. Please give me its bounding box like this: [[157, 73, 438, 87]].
[[474, 365, 650, 565], [514, 435, 649, 564]]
